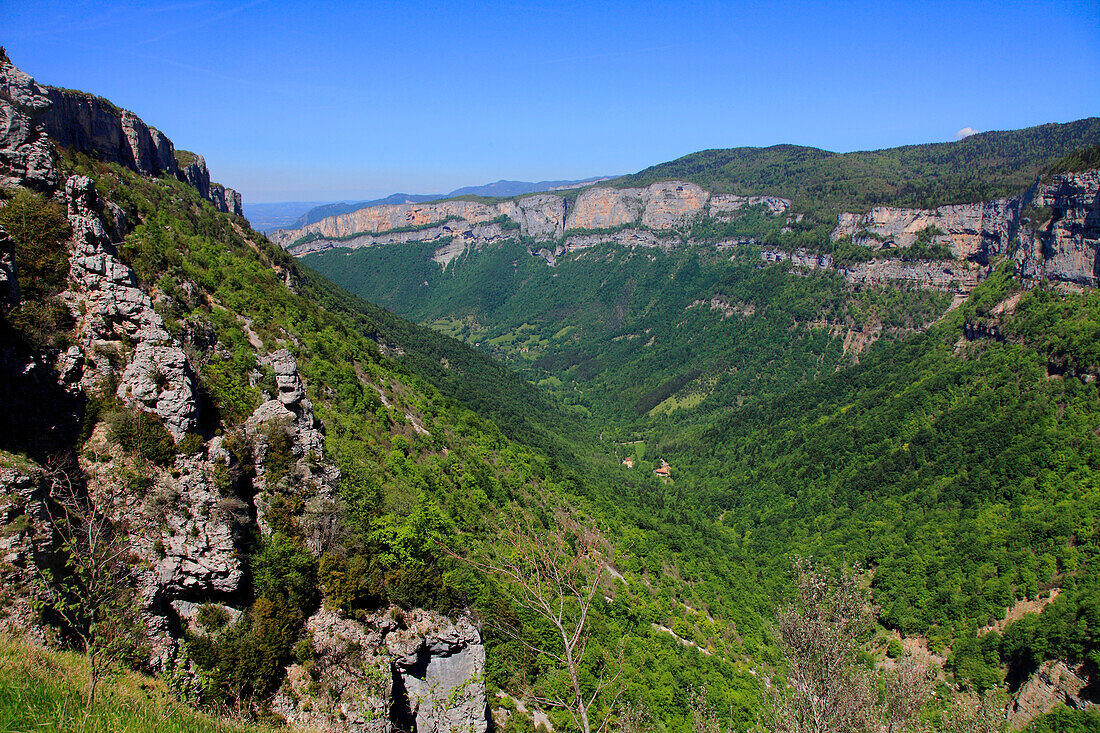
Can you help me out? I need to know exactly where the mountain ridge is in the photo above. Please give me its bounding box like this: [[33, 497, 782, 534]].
[[287, 176, 613, 230]]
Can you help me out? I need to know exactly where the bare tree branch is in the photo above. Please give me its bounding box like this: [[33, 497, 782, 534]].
[[442, 504, 623, 733]]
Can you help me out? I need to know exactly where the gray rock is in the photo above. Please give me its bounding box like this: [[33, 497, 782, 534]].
[[710, 194, 790, 220], [62, 175, 200, 438], [0, 226, 18, 310], [178, 155, 211, 200], [151, 455, 244, 598], [1015, 170, 1100, 287], [0, 461, 53, 637], [116, 341, 198, 439], [247, 350, 338, 543], [149, 128, 178, 177], [274, 607, 488, 733], [390, 611, 488, 733], [269, 348, 306, 405], [0, 53, 57, 191], [1006, 660, 1094, 727]]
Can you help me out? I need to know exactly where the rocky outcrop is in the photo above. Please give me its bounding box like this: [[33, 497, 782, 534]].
[[0, 227, 18, 311], [40, 90, 176, 178], [274, 607, 488, 733], [148, 445, 246, 599], [761, 248, 833, 270], [246, 349, 339, 549], [709, 194, 790, 220], [62, 175, 199, 438], [1006, 660, 1094, 727], [832, 170, 1100, 287], [761, 247, 984, 289], [175, 155, 243, 216], [1015, 170, 1100, 287], [0, 53, 240, 213], [832, 201, 1016, 261], [293, 220, 514, 258], [843, 258, 983, 290], [0, 51, 57, 191], [0, 459, 52, 637], [390, 611, 488, 733], [498, 193, 567, 239]]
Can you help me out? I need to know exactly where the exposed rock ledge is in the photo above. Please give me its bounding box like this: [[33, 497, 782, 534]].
[[271, 182, 790, 254], [0, 52, 241, 215], [274, 162, 1098, 289], [274, 607, 488, 733], [761, 247, 985, 290]]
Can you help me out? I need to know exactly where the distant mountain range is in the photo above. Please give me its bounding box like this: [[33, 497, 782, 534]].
[[275, 177, 612, 231]]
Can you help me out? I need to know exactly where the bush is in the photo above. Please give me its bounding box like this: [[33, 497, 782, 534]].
[[107, 408, 177, 465], [0, 188, 71, 301], [196, 604, 231, 633]]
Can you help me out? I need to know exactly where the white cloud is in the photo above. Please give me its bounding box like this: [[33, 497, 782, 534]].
[[954, 127, 979, 140]]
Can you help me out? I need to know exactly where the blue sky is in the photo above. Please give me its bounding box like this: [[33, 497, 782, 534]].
[[3, 0, 1098, 202]]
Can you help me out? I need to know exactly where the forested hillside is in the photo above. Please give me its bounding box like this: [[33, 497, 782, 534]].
[[614, 118, 1100, 216], [2, 46, 1098, 732], [296, 126, 1100, 728]]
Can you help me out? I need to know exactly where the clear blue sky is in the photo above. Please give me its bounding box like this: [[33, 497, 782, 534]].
[[3, 0, 1098, 202]]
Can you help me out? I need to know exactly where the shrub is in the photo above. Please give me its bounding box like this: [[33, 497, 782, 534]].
[[0, 188, 71, 301], [107, 408, 177, 465], [196, 604, 231, 633]]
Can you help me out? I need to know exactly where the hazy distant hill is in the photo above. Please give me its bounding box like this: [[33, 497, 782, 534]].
[[242, 200, 326, 233]]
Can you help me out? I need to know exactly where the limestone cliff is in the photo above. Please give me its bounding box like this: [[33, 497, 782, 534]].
[[273, 152, 1098, 289], [830, 169, 1099, 286], [1014, 170, 1100, 286], [271, 180, 765, 254], [0, 51, 242, 215]]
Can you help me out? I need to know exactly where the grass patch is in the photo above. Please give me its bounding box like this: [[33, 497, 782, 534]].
[[0, 635, 274, 733]]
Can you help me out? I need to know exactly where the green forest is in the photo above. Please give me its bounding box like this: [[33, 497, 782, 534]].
[[3, 117, 1100, 733]]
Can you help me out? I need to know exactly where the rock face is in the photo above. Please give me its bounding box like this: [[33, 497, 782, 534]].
[[760, 247, 984, 290], [272, 180, 745, 255], [246, 349, 340, 550], [0, 53, 240, 214], [0, 460, 53, 637], [831, 170, 1100, 286], [148, 447, 246, 599], [1006, 660, 1094, 726], [0, 51, 57, 191], [275, 607, 488, 733], [391, 611, 488, 733], [62, 175, 199, 438], [1015, 170, 1100, 286], [709, 194, 789, 220], [831, 201, 1017, 261]]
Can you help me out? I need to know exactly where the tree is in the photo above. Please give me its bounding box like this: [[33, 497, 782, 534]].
[[451, 505, 624, 733], [765, 558, 933, 733], [33, 454, 141, 706]]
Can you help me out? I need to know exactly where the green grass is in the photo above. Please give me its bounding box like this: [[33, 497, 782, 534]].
[[0, 635, 274, 733]]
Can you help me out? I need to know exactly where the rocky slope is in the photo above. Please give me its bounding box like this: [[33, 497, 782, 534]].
[[832, 169, 1100, 287], [0, 50, 241, 215], [0, 51, 489, 733], [274, 165, 1098, 289]]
